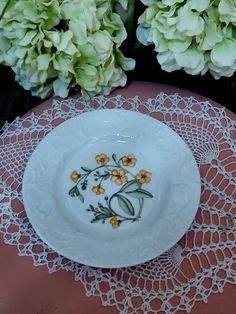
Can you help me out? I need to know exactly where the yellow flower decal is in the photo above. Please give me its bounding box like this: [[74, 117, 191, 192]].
[[121, 154, 137, 167], [135, 170, 152, 184], [110, 216, 120, 229], [70, 170, 81, 183], [92, 185, 105, 195], [95, 153, 109, 165], [69, 153, 154, 229], [111, 169, 128, 185]]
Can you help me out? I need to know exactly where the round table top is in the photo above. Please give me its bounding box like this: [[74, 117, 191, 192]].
[[0, 81, 235, 314]]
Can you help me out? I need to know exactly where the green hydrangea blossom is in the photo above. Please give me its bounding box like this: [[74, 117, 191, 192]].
[[0, 0, 135, 98], [137, 0, 236, 79]]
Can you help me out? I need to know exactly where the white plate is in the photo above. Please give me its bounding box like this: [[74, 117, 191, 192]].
[[23, 109, 200, 268]]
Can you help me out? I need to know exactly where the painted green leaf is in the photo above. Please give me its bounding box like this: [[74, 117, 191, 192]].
[[68, 187, 74, 196], [91, 217, 100, 223], [125, 188, 153, 199], [81, 184, 87, 190], [101, 207, 113, 216], [120, 179, 141, 193], [68, 186, 85, 202], [68, 186, 80, 197], [81, 166, 91, 172], [116, 195, 135, 216], [81, 180, 88, 190], [96, 213, 110, 219], [97, 203, 112, 216], [91, 213, 110, 223], [78, 193, 84, 203], [112, 153, 118, 164], [103, 174, 110, 180]]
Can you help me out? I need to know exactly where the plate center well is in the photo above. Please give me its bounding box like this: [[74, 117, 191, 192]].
[[57, 141, 158, 231]]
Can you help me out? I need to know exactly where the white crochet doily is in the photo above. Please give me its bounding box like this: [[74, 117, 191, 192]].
[[0, 93, 236, 313]]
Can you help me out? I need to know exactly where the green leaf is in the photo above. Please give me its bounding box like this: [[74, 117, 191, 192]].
[[91, 217, 100, 223], [112, 153, 117, 163], [125, 188, 154, 199], [98, 202, 104, 208], [98, 202, 112, 217], [101, 207, 113, 216], [119, 179, 141, 193], [78, 193, 84, 203], [68, 186, 80, 197], [103, 174, 110, 180], [68, 186, 84, 202], [116, 195, 135, 216], [89, 204, 95, 211], [81, 166, 91, 172], [81, 180, 88, 190], [96, 213, 109, 219], [81, 184, 87, 191], [91, 213, 110, 224]]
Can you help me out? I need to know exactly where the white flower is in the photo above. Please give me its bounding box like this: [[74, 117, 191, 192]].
[[175, 48, 205, 75], [157, 51, 182, 72], [211, 37, 236, 67], [137, 0, 236, 79], [197, 19, 223, 51], [176, 6, 205, 36], [0, 0, 135, 99], [187, 0, 210, 12], [219, 0, 236, 24]]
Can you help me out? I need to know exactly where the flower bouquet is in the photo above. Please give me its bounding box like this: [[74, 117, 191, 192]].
[[137, 0, 236, 79], [0, 0, 236, 101], [0, 0, 135, 99]]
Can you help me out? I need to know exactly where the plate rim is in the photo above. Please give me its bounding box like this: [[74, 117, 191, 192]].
[[22, 109, 201, 268]]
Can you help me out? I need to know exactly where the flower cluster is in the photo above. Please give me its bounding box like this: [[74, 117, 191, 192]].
[[70, 170, 81, 183], [0, 0, 135, 99], [91, 153, 151, 192], [69, 152, 153, 229], [137, 0, 236, 79], [110, 216, 120, 228]]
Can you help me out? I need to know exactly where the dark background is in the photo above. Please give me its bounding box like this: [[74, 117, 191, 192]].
[[0, 0, 236, 129], [0, 1, 236, 128], [1, 46, 236, 130], [1, 50, 235, 130], [128, 44, 236, 112]]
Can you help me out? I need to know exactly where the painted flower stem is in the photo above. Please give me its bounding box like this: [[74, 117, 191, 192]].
[[76, 163, 134, 187], [108, 192, 141, 222], [69, 153, 153, 229]]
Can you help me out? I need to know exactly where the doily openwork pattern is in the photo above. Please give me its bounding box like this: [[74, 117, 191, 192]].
[[0, 93, 235, 313]]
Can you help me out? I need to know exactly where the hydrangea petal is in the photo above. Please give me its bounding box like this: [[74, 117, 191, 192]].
[[187, 0, 210, 12], [197, 20, 223, 50], [53, 79, 70, 98], [157, 51, 182, 72], [168, 38, 192, 53], [37, 54, 51, 70], [177, 6, 205, 36], [175, 48, 204, 71], [0, 0, 135, 99], [211, 37, 236, 66], [219, 0, 236, 24]]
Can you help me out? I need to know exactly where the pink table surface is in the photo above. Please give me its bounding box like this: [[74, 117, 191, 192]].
[[0, 81, 235, 314]]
